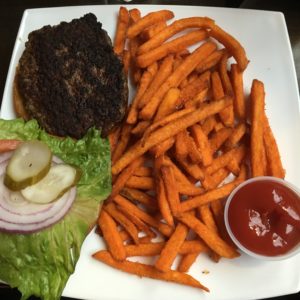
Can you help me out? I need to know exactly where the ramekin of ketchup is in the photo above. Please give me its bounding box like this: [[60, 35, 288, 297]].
[[224, 176, 300, 260]]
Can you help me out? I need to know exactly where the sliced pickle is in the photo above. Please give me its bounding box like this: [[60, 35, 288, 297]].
[[4, 141, 52, 191], [21, 164, 81, 204]]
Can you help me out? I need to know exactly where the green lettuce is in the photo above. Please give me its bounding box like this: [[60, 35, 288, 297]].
[[0, 119, 111, 300]]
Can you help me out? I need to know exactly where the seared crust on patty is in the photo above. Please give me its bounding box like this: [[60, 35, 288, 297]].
[[15, 13, 128, 139]]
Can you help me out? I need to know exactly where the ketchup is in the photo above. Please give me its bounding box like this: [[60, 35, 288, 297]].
[[227, 179, 300, 256]]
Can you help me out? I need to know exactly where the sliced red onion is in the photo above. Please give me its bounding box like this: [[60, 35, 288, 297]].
[[0, 177, 75, 224], [0, 151, 12, 163], [0, 152, 76, 233], [0, 189, 75, 233]]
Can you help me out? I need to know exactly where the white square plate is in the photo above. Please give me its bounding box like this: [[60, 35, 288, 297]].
[[1, 4, 300, 300]]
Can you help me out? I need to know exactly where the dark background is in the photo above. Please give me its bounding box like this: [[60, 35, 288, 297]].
[[0, 1, 299, 300]]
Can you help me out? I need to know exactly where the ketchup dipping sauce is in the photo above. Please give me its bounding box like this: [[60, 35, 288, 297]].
[[224, 177, 300, 260]]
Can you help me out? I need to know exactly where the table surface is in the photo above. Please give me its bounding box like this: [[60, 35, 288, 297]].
[[0, 1, 299, 300]]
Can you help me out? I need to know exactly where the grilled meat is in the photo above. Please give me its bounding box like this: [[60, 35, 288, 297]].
[[14, 13, 128, 139]]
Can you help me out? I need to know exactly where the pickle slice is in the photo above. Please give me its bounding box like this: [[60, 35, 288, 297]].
[[4, 141, 52, 191], [21, 164, 81, 204]]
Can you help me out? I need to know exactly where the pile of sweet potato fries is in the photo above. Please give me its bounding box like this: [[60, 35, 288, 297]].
[[92, 7, 285, 292]]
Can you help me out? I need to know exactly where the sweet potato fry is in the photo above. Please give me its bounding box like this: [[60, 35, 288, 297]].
[[156, 173, 174, 226], [180, 177, 244, 212], [93, 250, 209, 291], [187, 72, 198, 83], [104, 203, 140, 244], [161, 166, 181, 216], [224, 122, 247, 149], [162, 155, 204, 195], [98, 210, 126, 261], [231, 63, 246, 120], [201, 168, 230, 191], [187, 94, 206, 108], [119, 229, 132, 243], [120, 187, 157, 211], [209, 23, 249, 71], [187, 133, 203, 164], [108, 127, 121, 155], [214, 122, 225, 132], [211, 69, 234, 126], [129, 8, 141, 22], [131, 121, 150, 136], [114, 194, 158, 228], [250, 79, 265, 177], [138, 55, 174, 109], [122, 50, 130, 75], [141, 21, 167, 40], [218, 52, 233, 96], [134, 166, 153, 177], [210, 200, 223, 229], [237, 163, 247, 181], [142, 107, 195, 144], [112, 97, 232, 175], [202, 116, 217, 136], [126, 175, 154, 190], [172, 55, 184, 71], [212, 70, 225, 99], [137, 30, 207, 68], [212, 67, 234, 127], [127, 10, 175, 39], [113, 195, 173, 236], [125, 240, 209, 257], [154, 88, 180, 121], [111, 156, 145, 198], [195, 48, 225, 73], [226, 159, 240, 176], [128, 9, 142, 85], [176, 155, 204, 180], [140, 42, 217, 120], [190, 124, 213, 167], [138, 236, 154, 244], [157, 223, 174, 237], [210, 199, 234, 248], [226, 145, 247, 175], [178, 184, 204, 196], [219, 55, 234, 127], [155, 223, 189, 272], [198, 204, 219, 233], [147, 62, 158, 77], [205, 145, 246, 175], [177, 213, 240, 258], [263, 115, 285, 178], [127, 70, 153, 124], [112, 123, 133, 164], [178, 71, 210, 106], [126, 242, 165, 256], [211, 167, 230, 186], [178, 253, 200, 272], [138, 17, 215, 54], [118, 206, 156, 239], [175, 130, 189, 160], [209, 127, 233, 153], [114, 7, 130, 56], [176, 48, 190, 58], [150, 137, 175, 157]]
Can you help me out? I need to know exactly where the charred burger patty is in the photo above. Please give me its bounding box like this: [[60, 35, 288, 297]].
[[14, 13, 128, 139]]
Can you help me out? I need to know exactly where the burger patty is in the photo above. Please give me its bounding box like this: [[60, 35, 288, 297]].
[[16, 13, 128, 139]]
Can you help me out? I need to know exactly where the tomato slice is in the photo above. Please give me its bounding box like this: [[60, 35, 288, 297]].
[[0, 140, 21, 153]]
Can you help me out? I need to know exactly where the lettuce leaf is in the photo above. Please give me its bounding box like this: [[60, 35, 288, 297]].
[[0, 119, 111, 300]]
